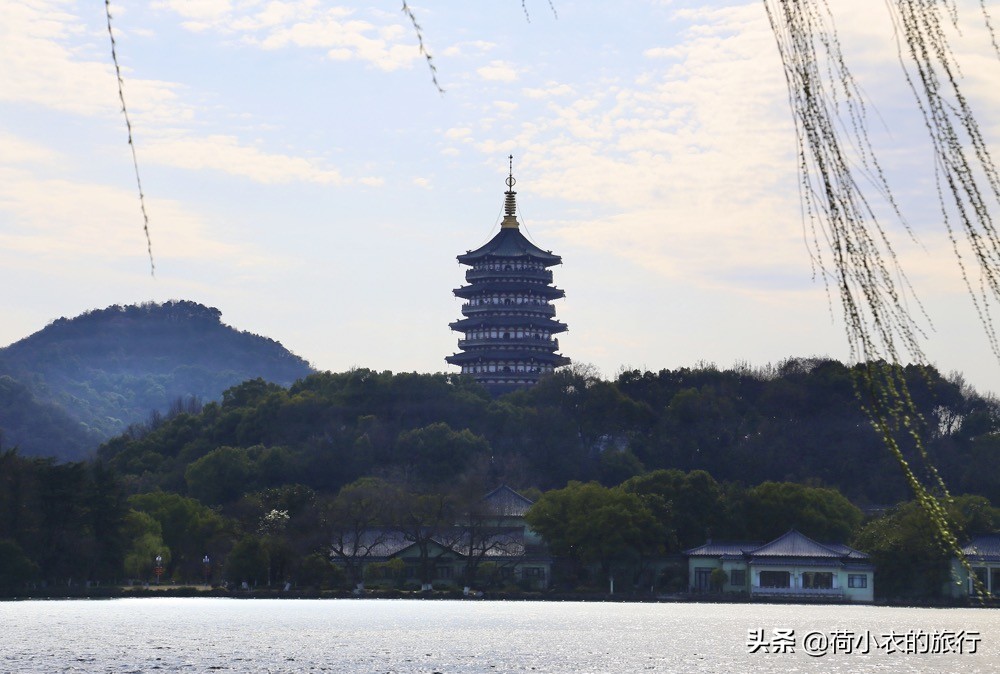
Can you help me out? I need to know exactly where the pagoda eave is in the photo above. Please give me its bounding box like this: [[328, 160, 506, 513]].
[[446, 351, 571, 366], [453, 282, 565, 299], [449, 316, 568, 333]]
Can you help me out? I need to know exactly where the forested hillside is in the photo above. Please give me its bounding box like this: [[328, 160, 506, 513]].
[[4, 360, 1000, 598], [0, 301, 313, 459], [98, 359, 1000, 506]]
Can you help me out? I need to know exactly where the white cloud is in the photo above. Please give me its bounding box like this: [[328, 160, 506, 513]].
[[477, 60, 519, 82], [523, 83, 575, 99], [0, 166, 273, 267], [142, 134, 345, 184], [154, 2, 421, 71], [442, 40, 496, 57]]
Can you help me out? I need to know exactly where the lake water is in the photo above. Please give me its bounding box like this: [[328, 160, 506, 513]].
[[0, 598, 997, 673]]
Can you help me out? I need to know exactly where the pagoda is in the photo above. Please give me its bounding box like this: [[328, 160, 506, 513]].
[[446, 158, 570, 394]]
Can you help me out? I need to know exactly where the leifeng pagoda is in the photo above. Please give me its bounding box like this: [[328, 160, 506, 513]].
[[446, 158, 570, 394]]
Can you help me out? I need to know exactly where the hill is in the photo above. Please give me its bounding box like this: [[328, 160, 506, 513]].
[[0, 301, 313, 459], [97, 360, 1000, 507]]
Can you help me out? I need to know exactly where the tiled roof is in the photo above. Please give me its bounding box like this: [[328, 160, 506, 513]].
[[747, 530, 845, 558], [458, 228, 562, 265], [332, 526, 527, 560], [962, 534, 1000, 562], [684, 530, 869, 562], [480, 485, 534, 517], [683, 541, 760, 556]]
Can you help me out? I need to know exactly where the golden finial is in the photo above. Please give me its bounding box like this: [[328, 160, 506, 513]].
[[502, 154, 519, 228]]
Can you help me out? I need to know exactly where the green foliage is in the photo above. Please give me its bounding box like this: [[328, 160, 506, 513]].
[[0, 539, 38, 591], [0, 301, 311, 459], [735, 481, 864, 543], [226, 536, 270, 586], [0, 451, 129, 584], [128, 491, 231, 582], [853, 495, 1000, 599], [526, 481, 663, 580], [94, 362, 1000, 506], [620, 469, 727, 551], [394, 423, 490, 486], [122, 510, 169, 579], [185, 446, 255, 505], [297, 552, 345, 589]]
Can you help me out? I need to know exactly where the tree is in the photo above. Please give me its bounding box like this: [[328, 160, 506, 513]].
[[852, 495, 999, 600], [734, 481, 863, 543], [764, 0, 1000, 588], [122, 510, 169, 581], [226, 536, 270, 588], [128, 491, 231, 582], [393, 423, 489, 487], [184, 446, 255, 505], [325, 478, 400, 589], [526, 481, 663, 587], [620, 469, 726, 551], [0, 539, 37, 592]]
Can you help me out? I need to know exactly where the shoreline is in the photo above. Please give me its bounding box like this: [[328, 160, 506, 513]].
[[0, 585, 991, 608]]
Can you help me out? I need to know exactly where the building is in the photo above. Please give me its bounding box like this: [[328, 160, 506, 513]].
[[331, 485, 551, 591], [446, 158, 570, 394], [947, 534, 1000, 597], [684, 529, 875, 602]]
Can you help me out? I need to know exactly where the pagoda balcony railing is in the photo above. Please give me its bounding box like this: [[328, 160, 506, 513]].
[[458, 337, 559, 350], [461, 302, 556, 317], [465, 268, 553, 283]]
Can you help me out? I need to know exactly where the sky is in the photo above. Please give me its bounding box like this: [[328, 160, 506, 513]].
[[3, 0, 1000, 395]]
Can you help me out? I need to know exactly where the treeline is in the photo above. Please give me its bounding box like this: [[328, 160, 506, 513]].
[[3, 360, 1000, 598], [97, 360, 1000, 505], [3, 446, 996, 600]]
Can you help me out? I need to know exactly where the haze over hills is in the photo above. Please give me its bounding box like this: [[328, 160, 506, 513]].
[[0, 301, 313, 460]]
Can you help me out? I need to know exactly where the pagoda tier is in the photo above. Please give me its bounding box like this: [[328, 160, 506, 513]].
[[446, 158, 570, 394]]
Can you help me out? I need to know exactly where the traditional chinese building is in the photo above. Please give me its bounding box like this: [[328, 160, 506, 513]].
[[446, 159, 570, 394]]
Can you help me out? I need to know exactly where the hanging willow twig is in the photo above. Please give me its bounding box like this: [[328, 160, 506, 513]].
[[105, 0, 154, 276], [763, 0, 1000, 599], [401, 1, 444, 94]]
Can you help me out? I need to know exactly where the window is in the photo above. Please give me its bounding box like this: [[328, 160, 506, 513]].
[[848, 574, 867, 588], [802, 572, 833, 589], [435, 566, 452, 580], [694, 567, 713, 591], [523, 567, 545, 578], [759, 571, 790, 588], [730, 570, 746, 587]]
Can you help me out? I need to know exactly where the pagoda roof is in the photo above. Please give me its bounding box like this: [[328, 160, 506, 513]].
[[458, 227, 562, 266], [449, 315, 568, 332], [447, 350, 570, 365], [454, 281, 564, 299]]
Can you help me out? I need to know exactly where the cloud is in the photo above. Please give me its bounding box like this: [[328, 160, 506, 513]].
[[154, 1, 421, 71], [477, 60, 519, 82], [522, 83, 575, 99], [442, 40, 496, 57], [0, 166, 273, 268], [142, 134, 345, 184]]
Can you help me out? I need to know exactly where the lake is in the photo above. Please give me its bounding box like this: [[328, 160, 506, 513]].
[[1, 598, 997, 673]]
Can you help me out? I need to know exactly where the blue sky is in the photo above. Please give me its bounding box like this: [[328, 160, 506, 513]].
[[3, 0, 1000, 394]]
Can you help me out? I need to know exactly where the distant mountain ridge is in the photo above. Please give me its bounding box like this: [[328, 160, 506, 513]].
[[0, 301, 313, 460]]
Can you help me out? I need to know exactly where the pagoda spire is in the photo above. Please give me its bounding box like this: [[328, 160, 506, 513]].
[[502, 154, 519, 229]]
